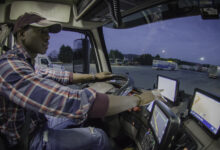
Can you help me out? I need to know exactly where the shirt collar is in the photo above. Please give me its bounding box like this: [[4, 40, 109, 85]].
[[14, 44, 31, 60], [13, 44, 34, 68]]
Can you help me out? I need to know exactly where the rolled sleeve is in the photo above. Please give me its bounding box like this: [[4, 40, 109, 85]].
[[69, 72, 73, 83], [88, 92, 109, 118]]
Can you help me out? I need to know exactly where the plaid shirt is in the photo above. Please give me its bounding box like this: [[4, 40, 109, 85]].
[[35, 64, 70, 85], [0, 44, 96, 146]]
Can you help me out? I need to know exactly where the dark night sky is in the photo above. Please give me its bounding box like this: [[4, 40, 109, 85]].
[[47, 15, 220, 66]]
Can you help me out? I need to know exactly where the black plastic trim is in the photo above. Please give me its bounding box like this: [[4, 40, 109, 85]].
[[97, 27, 112, 72]]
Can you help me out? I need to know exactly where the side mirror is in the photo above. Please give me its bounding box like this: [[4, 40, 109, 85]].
[[72, 38, 90, 73]]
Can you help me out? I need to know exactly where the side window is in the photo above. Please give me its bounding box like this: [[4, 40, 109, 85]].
[[41, 59, 49, 65], [0, 23, 13, 55], [47, 30, 97, 74]]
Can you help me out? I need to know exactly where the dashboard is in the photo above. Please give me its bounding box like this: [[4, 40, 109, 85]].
[[121, 100, 180, 150], [85, 74, 220, 150], [119, 97, 220, 150]]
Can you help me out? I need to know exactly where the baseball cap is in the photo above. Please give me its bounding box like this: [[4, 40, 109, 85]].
[[13, 13, 62, 34]]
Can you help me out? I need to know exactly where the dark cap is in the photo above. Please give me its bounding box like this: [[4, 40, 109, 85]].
[[13, 13, 62, 34]]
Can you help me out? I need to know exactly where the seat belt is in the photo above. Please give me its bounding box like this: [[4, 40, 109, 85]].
[[19, 110, 32, 150], [0, 135, 7, 150]]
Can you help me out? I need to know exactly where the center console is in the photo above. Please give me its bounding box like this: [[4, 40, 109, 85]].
[[121, 100, 180, 150]]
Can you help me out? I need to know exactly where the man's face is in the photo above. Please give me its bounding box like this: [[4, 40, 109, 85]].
[[22, 26, 50, 54]]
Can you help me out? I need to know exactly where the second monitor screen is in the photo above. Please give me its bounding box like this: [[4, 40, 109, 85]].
[[157, 75, 178, 103], [150, 104, 169, 143], [190, 90, 220, 135]]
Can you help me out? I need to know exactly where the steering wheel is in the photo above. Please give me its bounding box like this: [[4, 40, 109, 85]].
[[68, 74, 134, 96], [109, 74, 134, 96], [83, 74, 134, 96]]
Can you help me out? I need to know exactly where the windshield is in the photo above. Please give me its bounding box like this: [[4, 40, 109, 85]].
[[103, 15, 220, 95]]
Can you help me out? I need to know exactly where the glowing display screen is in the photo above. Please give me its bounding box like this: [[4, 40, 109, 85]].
[[150, 105, 169, 143], [157, 76, 178, 102], [190, 91, 220, 135]]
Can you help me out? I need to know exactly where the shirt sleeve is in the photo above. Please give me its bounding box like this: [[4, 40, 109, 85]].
[[88, 92, 109, 118], [0, 57, 94, 124], [35, 66, 73, 85]]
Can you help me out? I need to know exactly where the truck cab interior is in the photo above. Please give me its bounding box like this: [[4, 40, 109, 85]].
[[0, 0, 220, 150]]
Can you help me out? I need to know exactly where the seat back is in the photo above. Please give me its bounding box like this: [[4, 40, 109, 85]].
[[0, 135, 7, 150]]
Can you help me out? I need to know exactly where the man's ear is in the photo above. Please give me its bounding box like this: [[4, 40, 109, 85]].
[[17, 28, 28, 41], [17, 30, 25, 40]]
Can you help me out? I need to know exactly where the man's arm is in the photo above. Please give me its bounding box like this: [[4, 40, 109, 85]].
[[89, 91, 158, 117], [105, 90, 157, 116], [35, 66, 112, 85], [1, 57, 98, 124], [1, 57, 157, 121], [35, 66, 73, 85], [72, 72, 113, 84], [106, 95, 140, 116]]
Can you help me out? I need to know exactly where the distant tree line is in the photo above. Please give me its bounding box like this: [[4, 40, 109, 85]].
[[48, 47, 209, 67], [109, 49, 124, 60], [47, 45, 73, 63], [136, 54, 153, 65], [108, 49, 155, 65], [47, 44, 96, 63], [108, 49, 209, 67], [58, 45, 73, 63]]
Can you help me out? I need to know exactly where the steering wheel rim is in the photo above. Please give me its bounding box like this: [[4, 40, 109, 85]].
[[110, 74, 134, 96], [70, 74, 134, 96]]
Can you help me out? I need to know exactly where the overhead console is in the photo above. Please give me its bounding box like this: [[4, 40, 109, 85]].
[[74, 0, 164, 22], [74, 0, 220, 29]]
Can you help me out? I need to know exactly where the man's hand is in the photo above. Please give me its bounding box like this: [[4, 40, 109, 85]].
[[138, 91, 155, 106], [136, 89, 165, 106], [95, 72, 113, 80], [151, 89, 165, 101]]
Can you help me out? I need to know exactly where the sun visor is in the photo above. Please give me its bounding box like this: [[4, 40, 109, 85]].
[[10, 1, 71, 23], [0, 4, 6, 23]]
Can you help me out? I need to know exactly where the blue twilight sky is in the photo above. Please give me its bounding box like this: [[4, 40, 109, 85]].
[[47, 15, 220, 66]]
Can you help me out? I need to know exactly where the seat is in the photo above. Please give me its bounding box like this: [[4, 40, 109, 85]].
[[0, 135, 7, 150]]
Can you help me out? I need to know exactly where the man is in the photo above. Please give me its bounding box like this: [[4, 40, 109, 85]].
[[0, 13, 158, 150]]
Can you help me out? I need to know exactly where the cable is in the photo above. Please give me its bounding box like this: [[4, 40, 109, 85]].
[[105, 0, 122, 28]]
